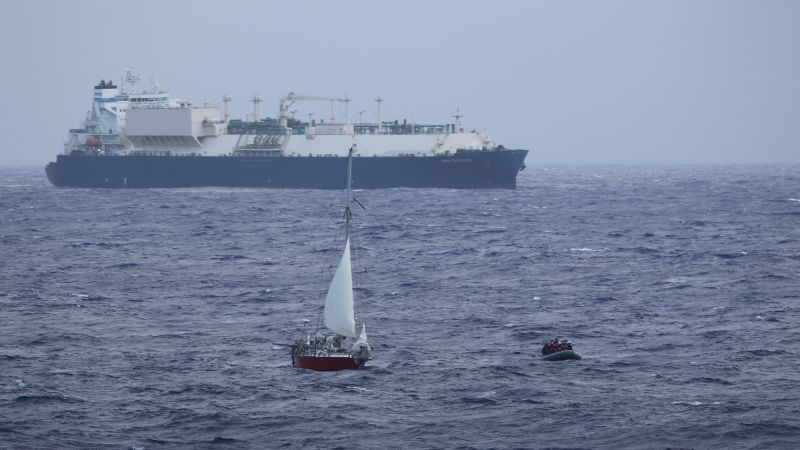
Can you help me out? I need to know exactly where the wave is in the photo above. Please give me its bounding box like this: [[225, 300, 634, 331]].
[[742, 349, 791, 357], [475, 227, 508, 234], [632, 246, 660, 254], [672, 400, 722, 406], [458, 396, 499, 406], [165, 383, 228, 396], [686, 377, 734, 386], [212, 254, 249, 261], [69, 241, 123, 248], [14, 394, 84, 404], [714, 252, 748, 259], [74, 294, 109, 301]]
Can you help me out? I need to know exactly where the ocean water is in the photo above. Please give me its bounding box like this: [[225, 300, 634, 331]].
[[1, 164, 799, 449]]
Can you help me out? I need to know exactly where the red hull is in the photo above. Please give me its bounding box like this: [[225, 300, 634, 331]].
[[292, 354, 365, 371]]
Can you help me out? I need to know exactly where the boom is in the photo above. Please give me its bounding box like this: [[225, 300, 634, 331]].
[[279, 92, 351, 128]]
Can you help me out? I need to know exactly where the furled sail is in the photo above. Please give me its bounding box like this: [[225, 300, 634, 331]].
[[323, 238, 357, 338]]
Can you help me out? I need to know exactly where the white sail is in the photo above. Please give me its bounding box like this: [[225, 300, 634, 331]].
[[323, 238, 357, 338], [357, 323, 368, 343]]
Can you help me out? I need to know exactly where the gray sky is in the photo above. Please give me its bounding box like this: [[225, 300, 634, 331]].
[[1, 0, 798, 165]]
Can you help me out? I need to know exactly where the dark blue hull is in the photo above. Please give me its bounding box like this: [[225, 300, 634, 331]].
[[45, 149, 528, 189]]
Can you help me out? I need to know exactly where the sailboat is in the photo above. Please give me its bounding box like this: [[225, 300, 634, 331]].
[[291, 145, 373, 371]]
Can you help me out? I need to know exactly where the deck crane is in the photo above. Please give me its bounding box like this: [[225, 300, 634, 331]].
[[278, 92, 351, 128]]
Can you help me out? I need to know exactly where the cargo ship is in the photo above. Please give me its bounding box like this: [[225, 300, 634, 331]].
[[45, 71, 528, 189]]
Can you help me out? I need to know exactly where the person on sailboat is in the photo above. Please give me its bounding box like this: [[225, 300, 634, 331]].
[[332, 335, 345, 352]]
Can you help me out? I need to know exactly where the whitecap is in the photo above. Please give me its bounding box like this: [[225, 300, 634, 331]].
[[570, 248, 599, 252], [666, 276, 690, 284], [346, 386, 369, 393], [533, 296, 541, 300], [788, 198, 800, 202], [672, 400, 723, 406], [73, 294, 89, 298]]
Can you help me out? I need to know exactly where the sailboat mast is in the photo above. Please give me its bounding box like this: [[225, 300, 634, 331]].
[[345, 145, 354, 240]]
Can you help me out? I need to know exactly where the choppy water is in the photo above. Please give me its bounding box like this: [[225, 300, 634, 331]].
[[1, 164, 799, 449]]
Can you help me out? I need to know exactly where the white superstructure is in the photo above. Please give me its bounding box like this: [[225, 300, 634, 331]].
[[64, 72, 498, 158], [126, 107, 226, 155], [64, 70, 179, 154]]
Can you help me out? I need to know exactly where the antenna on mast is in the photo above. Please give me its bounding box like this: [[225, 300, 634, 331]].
[[374, 95, 383, 134], [345, 145, 355, 240], [453, 107, 463, 132], [343, 94, 351, 124], [222, 95, 231, 126]]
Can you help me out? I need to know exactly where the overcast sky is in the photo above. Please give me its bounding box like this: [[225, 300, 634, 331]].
[[1, 0, 798, 165]]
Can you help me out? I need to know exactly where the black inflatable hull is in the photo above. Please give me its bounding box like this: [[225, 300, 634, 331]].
[[541, 350, 582, 361]]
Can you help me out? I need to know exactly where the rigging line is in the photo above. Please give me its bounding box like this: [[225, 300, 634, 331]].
[[314, 265, 330, 335], [350, 211, 359, 328], [355, 269, 368, 328], [318, 184, 347, 337], [350, 209, 369, 329]]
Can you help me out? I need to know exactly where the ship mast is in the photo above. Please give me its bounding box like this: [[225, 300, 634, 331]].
[[345, 145, 354, 240]]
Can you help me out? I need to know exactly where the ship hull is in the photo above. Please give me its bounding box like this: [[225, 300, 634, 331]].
[[45, 150, 527, 189], [292, 354, 366, 371]]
